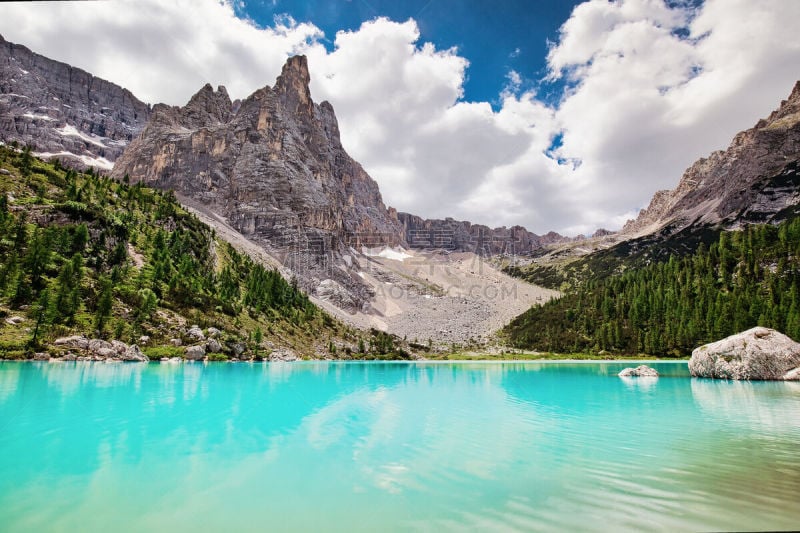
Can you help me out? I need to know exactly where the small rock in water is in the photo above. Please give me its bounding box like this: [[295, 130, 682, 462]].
[[618, 365, 659, 377]]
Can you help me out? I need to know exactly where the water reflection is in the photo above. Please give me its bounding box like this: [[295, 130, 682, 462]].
[[691, 378, 800, 432], [0, 361, 798, 532]]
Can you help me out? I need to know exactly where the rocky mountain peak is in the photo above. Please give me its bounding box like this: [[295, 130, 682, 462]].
[[183, 82, 233, 127], [112, 55, 404, 311], [273, 54, 313, 115], [622, 81, 800, 237]]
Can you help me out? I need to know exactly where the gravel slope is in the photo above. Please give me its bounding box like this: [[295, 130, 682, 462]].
[[183, 202, 558, 346]]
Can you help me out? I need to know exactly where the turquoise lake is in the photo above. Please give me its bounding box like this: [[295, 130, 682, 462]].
[[1, 361, 799, 532]]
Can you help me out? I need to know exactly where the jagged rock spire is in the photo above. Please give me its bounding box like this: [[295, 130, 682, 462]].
[[274, 55, 313, 115]]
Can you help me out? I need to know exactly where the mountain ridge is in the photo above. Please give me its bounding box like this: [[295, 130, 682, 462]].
[[0, 34, 150, 169], [622, 80, 800, 237], [111, 55, 406, 312]]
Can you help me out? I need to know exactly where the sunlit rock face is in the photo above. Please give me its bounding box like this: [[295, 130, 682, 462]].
[[623, 81, 800, 237], [112, 55, 405, 311]]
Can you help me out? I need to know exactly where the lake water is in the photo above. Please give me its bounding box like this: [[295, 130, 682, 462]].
[[0, 361, 798, 532]]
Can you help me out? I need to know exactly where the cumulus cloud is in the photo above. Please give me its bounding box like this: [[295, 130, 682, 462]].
[[545, 0, 800, 234], [2, 0, 800, 235], [0, 0, 321, 104]]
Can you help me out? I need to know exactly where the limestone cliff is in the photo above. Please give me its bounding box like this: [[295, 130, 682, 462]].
[[623, 81, 800, 236], [0, 34, 150, 169], [112, 56, 405, 310], [397, 212, 571, 255]]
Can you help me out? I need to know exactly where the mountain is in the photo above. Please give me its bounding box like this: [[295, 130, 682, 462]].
[[504, 82, 800, 355], [623, 81, 800, 237], [397, 212, 572, 255], [0, 34, 150, 169], [111, 56, 405, 311], [0, 145, 418, 361], [505, 215, 800, 354]]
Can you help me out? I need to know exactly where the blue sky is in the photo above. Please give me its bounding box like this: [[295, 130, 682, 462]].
[[235, 0, 581, 107], [2, 0, 799, 235]]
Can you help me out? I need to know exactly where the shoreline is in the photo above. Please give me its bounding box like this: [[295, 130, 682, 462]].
[[0, 358, 689, 364]]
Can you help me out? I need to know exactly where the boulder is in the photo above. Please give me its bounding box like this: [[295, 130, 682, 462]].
[[783, 367, 800, 381], [33, 352, 49, 361], [618, 365, 659, 377], [88, 339, 112, 354], [269, 349, 298, 362], [187, 325, 205, 341], [207, 327, 221, 338], [170, 338, 182, 347], [121, 344, 148, 362], [95, 348, 115, 359], [228, 342, 245, 356], [4, 315, 24, 325], [206, 338, 222, 353], [62, 353, 76, 361], [185, 345, 206, 360], [689, 327, 800, 380], [54, 335, 89, 350], [110, 340, 129, 355], [138, 335, 151, 346]]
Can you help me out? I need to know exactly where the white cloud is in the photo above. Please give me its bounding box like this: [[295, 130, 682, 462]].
[[2, 0, 800, 235], [0, 0, 321, 105], [545, 0, 800, 234]]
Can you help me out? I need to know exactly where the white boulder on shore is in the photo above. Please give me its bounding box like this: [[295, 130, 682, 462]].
[[185, 345, 206, 360], [618, 365, 659, 377], [689, 327, 800, 380], [51, 336, 149, 362]]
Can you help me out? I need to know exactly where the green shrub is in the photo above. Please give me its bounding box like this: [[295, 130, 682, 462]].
[[143, 345, 184, 359]]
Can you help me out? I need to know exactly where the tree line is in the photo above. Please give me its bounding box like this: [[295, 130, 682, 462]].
[[506, 217, 800, 355], [0, 146, 319, 347]]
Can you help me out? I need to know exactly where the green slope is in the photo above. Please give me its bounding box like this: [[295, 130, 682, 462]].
[[0, 145, 411, 360], [504, 219, 800, 356]]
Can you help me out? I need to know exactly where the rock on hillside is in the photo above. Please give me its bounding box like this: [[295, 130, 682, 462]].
[[0, 34, 150, 169], [112, 56, 404, 311], [623, 82, 800, 237], [689, 327, 800, 380]]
